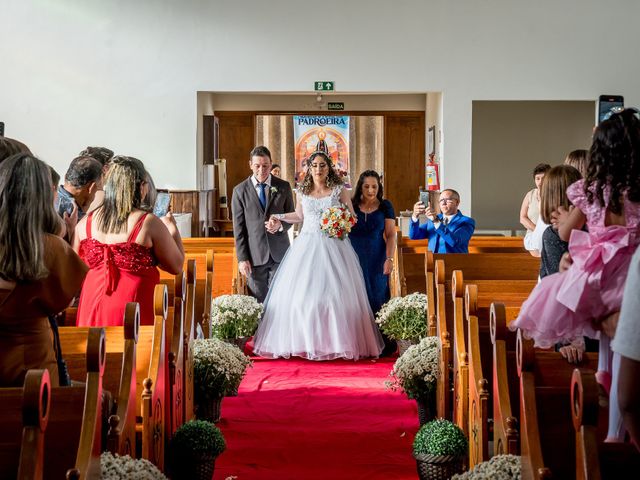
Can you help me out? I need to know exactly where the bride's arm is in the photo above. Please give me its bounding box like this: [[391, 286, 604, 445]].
[[272, 196, 304, 224], [340, 187, 357, 219]]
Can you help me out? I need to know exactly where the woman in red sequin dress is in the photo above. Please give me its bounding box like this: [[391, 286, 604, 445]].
[[73, 156, 184, 327]]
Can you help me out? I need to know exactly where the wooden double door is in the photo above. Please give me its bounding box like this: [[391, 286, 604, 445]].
[[207, 111, 425, 216]]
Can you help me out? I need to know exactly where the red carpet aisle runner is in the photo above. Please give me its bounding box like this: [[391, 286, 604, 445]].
[[213, 357, 420, 480]]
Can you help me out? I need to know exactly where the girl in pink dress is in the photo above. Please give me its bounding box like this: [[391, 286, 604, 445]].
[[511, 108, 640, 442]]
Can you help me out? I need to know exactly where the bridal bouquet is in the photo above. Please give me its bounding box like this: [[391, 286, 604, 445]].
[[320, 205, 356, 240]]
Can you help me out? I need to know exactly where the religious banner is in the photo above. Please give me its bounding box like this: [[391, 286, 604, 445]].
[[293, 115, 350, 184]]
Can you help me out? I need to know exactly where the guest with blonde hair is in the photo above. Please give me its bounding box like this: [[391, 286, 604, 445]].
[[74, 156, 184, 327]]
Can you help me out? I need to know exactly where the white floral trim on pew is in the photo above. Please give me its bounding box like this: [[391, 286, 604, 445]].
[[452, 454, 521, 479], [100, 451, 167, 480]]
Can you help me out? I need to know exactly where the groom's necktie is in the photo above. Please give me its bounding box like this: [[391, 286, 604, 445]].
[[258, 183, 267, 209]]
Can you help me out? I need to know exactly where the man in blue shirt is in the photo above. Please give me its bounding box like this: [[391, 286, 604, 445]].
[[409, 189, 475, 253]]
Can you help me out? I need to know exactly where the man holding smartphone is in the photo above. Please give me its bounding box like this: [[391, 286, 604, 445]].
[[409, 188, 475, 253]]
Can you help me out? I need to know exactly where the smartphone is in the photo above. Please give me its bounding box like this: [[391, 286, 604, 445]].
[[597, 95, 624, 124], [153, 192, 171, 217], [419, 190, 430, 208]]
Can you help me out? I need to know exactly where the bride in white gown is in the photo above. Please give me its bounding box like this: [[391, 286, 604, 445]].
[[252, 152, 384, 360]]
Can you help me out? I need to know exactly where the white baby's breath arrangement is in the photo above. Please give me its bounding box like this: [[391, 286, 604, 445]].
[[193, 338, 252, 400], [376, 293, 428, 341], [452, 454, 521, 479], [386, 336, 440, 400], [211, 294, 263, 340], [100, 452, 167, 480]]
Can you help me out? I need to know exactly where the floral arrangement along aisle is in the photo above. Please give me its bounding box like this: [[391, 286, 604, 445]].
[[193, 338, 252, 422], [386, 336, 440, 424], [100, 452, 167, 480], [210, 294, 263, 348], [452, 454, 521, 479], [413, 419, 467, 480], [320, 205, 356, 240], [376, 293, 428, 352]]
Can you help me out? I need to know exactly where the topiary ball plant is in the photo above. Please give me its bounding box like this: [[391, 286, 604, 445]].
[[413, 418, 468, 458], [171, 420, 226, 458]]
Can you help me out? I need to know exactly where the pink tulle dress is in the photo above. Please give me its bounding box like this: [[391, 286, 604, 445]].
[[511, 179, 640, 348]]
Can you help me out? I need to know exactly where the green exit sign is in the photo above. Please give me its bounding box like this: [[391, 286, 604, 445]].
[[314, 81, 335, 91], [327, 102, 344, 111]]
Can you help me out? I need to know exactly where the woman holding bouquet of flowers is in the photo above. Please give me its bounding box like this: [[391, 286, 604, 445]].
[[253, 151, 384, 360]]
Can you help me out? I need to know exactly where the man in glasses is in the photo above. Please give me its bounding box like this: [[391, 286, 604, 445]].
[[409, 188, 475, 253]]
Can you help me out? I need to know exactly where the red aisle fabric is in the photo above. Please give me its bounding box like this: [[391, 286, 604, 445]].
[[213, 357, 420, 480]]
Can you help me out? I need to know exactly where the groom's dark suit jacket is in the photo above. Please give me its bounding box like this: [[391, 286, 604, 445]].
[[231, 175, 295, 267]]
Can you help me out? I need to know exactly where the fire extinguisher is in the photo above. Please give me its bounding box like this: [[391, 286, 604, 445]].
[[426, 153, 440, 191]]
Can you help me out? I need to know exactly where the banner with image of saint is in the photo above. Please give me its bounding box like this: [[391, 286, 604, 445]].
[[293, 116, 349, 184]]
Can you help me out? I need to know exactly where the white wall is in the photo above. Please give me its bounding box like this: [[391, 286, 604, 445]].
[[2, 0, 639, 212]]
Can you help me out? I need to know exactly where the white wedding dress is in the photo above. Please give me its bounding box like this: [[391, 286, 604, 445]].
[[253, 186, 384, 360]]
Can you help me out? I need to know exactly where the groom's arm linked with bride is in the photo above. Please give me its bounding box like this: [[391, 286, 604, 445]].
[[231, 148, 295, 303]]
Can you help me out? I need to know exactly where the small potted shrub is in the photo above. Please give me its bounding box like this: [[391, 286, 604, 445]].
[[169, 420, 226, 480], [452, 454, 521, 479], [413, 419, 467, 479], [210, 294, 263, 350], [193, 338, 252, 422], [100, 451, 167, 479], [386, 336, 440, 424], [376, 293, 428, 353]]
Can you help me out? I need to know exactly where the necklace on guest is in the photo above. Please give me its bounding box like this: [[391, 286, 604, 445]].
[[360, 201, 379, 221]]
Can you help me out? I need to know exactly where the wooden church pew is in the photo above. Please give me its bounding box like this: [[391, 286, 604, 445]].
[[182, 259, 197, 423], [0, 369, 50, 480], [491, 302, 521, 457], [433, 253, 539, 424], [162, 271, 186, 438], [59, 285, 167, 470], [465, 281, 536, 466], [571, 369, 640, 479], [59, 304, 140, 458], [517, 330, 598, 480]]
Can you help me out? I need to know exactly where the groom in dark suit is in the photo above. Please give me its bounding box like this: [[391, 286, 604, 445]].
[[231, 146, 295, 303]]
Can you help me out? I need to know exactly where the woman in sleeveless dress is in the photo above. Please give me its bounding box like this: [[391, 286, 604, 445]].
[[74, 156, 184, 327], [252, 152, 384, 360], [520, 163, 551, 256]]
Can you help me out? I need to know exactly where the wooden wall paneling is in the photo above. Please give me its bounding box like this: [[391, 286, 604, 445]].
[[217, 112, 256, 216], [384, 112, 426, 215]]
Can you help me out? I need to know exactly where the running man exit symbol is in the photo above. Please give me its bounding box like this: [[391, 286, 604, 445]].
[[314, 81, 335, 91]]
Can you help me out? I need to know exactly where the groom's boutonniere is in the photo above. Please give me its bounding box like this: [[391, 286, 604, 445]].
[[270, 186, 278, 195]]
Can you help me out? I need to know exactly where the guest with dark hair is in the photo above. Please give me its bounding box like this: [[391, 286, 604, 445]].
[[350, 170, 396, 312], [270, 164, 281, 178], [79, 146, 114, 167], [0, 153, 87, 387], [80, 146, 114, 213], [350, 170, 397, 355], [57, 155, 103, 221], [73, 156, 184, 327], [0, 136, 31, 163]]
